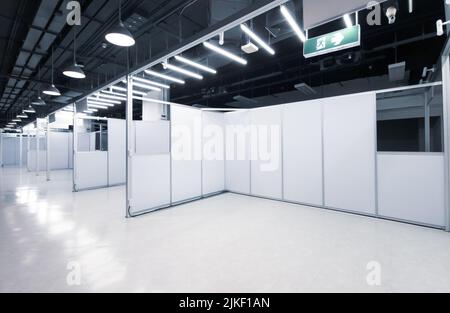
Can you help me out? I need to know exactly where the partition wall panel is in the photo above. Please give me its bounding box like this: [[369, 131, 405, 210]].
[[250, 106, 283, 199], [68, 133, 73, 169], [202, 111, 225, 195], [129, 120, 171, 214], [130, 154, 171, 213], [107, 119, 126, 186], [224, 110, 251, 194], [75, 151, 108, 190], [377, 153, 445, 226], [2, 137, 20, 166], [323, 93, 377, 214], [283, 100, 323, 206], [49, 132, 70, 170], [171, 106, 202, 203], [27, 151, 47, 171]]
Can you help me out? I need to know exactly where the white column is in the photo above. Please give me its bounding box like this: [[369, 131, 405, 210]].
[[36, 128, 39, 176], [0, 130, 3, 168], [442, 55, 450, 232], [27, 131, 31, 171], [73, 103, 78, 191], [46, 117, 50, 181], [19, 133, 23, 167], [126, 74, 133, 218]]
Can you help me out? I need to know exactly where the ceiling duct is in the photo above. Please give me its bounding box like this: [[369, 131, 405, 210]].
[[233, 95, 258, 107], [388, 61, 406, 82]]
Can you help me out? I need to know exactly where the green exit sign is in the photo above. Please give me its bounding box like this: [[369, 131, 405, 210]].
[[304, 25, 361, 58]]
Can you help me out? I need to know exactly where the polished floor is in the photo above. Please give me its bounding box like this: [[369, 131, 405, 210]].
[[1, 166, 450, 293]]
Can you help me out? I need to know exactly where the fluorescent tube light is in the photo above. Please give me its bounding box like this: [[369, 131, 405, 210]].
[[111, 86, 127, 92], [174, 55, 217, 74], [87, 100, 115, 107], [133, 77, 170, 89], [203, 42, 247, 65], [144, 70, 185, 84], [97, 93, 126, 101], [132, 82, 163, 91], [88, 96, 120, 104], [280, 5, 306, 42], [12, 119, 21, 122], [162, 63, 203, 80], [23, 107, 36, 114], [240, 24, 275, 55], [343, 14, 353, 28], [107, 86, 148, 96], [88, 104, 108, 109], [17, 114, 28, 119]]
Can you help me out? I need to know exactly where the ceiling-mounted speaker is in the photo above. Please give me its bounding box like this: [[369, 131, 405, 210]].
[[241, 42, 259, 54]]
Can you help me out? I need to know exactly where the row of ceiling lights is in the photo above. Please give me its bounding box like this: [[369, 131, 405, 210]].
[[7, 2, 350, 126], [78, 4, 308, 116]]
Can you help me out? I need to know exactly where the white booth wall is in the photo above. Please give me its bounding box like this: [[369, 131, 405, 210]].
[[2, 136, 21, 166], [128, 105, 227, 215], [74, 118, 125, 191], [27, 136, 47, 171], [221, 92, 445, 228], [125, 89, 446, 228]]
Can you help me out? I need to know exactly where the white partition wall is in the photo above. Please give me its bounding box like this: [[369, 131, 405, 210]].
[[27, 136, 47, 171], [68, 133, 73, 169], [377, 153, 445, 226], [107, 119, 126, 186], [129, 120, 171, 214], [49, 132, 70, 170], [283, 100, 324, 206], [171, 106, 202, 203], [224, 110, 251, 194], [323, 93, 377, 215], [202, 111, 225, 196], [75, 151, 108, 190], [250, 106, 283, 199], [2, 136, 20, 166]]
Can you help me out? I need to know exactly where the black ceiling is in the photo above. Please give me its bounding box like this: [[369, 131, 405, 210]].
[[0, 0, 448, 127]]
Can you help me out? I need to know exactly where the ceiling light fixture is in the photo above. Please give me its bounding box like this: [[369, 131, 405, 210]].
[[203, 42, 247, 65], [23, 106, 36, 114], [280, 5, 306, 42], [240, 24, 275, 55], [17, 113, 28, 119], [63, 29, 86, 79], [162, 62, 203, 80], [132, 82, 162, 91], [174, 55, 217, 74], [144, 70, 185, 84], [88, 96, 120, 104], [133, 77, 171, 89], [105, 0, 135, 47], [43, 47, 61, 96], [97, 93, 126, 101], [87, 100, 115, 107], [88, 104, 108, 109], [12, 119, 21, 122], [343, 14, 353, 28]]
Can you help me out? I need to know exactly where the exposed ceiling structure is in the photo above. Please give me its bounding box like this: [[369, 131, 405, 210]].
[[0, 0, 447, 130]]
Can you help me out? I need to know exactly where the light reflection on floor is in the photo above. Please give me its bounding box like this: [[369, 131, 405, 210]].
[[1, 166, 450, 293]]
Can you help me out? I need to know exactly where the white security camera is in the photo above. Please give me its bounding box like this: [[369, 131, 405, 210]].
[[386, 6, 397, 24]]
